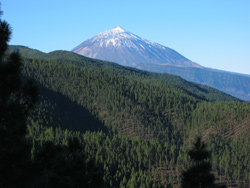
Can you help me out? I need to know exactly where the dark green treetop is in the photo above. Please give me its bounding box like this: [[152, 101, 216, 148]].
[[181, 137, 227, 188], [0, 6, 38, 187]]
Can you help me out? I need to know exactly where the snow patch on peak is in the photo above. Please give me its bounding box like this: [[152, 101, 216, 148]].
[[112, 26, 125, 32]]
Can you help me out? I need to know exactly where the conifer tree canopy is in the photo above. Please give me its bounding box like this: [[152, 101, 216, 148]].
[[181, 137, 227, 188], [0, 6, 38, 187]]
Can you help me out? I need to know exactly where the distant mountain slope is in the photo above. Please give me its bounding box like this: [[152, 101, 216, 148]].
[[9, 45, 239, 102], [71, 27, 250, 101], [72, 26, 202, 68], [139, 64, 250, 101]]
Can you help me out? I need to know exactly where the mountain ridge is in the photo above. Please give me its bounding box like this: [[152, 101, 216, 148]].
[[8, 45, 239, 102]]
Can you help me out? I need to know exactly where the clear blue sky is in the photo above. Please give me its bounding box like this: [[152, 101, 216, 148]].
[[2, 0, 250, 75]]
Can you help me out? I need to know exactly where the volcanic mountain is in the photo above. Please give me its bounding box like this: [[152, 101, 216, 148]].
[[72, 26, 250, 101], [72, 26, 202, 69]]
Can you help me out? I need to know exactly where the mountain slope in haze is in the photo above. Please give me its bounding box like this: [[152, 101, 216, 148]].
[[141, 64, 250, 101], [9, 45, 239, 102], [72, 26, 202, 68], [71, 27, 250, 101]]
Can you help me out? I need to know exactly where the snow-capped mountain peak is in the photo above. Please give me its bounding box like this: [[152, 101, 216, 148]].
[[72, 27, 202, 68], [112, 26, 125, 32], [79, 26, 142, 49], [97, 26, 138, 42]]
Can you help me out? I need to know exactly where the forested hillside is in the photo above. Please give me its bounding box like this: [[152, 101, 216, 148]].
[[134, 63, 250, 101], [14, 48, 250, 187], [9, 45, 240, 102]]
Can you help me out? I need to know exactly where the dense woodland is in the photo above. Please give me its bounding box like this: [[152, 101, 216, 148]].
[[6, 46, 248, 187]]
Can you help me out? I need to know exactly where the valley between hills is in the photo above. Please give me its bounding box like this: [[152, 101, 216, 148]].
[[7, 45, 250, 187]]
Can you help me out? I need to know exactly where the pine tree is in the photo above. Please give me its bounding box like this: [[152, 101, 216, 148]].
[[181, 137, 227, 188], [0, 5, 38, 187]]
